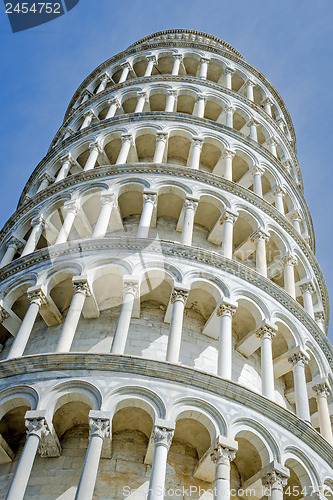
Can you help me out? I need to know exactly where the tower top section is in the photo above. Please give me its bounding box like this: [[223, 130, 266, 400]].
[[127, 29, 244, 58]]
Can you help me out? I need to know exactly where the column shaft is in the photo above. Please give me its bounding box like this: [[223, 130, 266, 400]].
[[105, 99, 119, 119], [84, 146, 99, 171], [21, 219, 44, 257], [260, 333, 275, 400], [181, 201, 197, 246], [93, 198, 114, 238], [56, 288, 87, 352], [217, 307, 235, 379], [75, 435, 103, 500], [111, 289, 136, 354], [189, 139, 203, 169], [56, 157, 72, 182], [116, 136, 132, 164], [289, 353, 311, 421], [55, 209, 77, 245], [0, 244, 18, 268], [137, 195, 156, 238], [166, 290, 188, 363]]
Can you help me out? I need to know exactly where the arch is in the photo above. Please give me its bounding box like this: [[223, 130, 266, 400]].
[[103, 385, 166, 420]]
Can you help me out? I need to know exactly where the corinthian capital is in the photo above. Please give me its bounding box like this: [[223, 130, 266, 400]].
[[72, 277, 91, 297], [170, 287, 189, 304], [152, 426, 174, 449], [89, 417, 110, 440], [261, 470, 289, 490], [25, 417, 48, 439]]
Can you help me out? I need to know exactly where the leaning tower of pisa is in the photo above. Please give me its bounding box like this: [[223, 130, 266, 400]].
[[0, 28, 332, 500]]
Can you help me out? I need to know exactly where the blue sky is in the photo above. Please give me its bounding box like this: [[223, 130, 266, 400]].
[[0, 0, 333, 341]]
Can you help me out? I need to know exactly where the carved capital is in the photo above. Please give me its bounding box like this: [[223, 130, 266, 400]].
[[245, 78, 256, 88], [255, 324, 277, 340], [7, 236, 23, 251], [123, 280, 140, 298], [197, 93, 207, 102], [171, 287, 189, 304], [143, 192, 157, 204], [137, 90, 148, 101], [184, 198, 198, 211], [216, 301, 237, 318], [267, 136, 278, 147], [25, 417, 48, 439], [99, 72, 110, 83], [152, 426, 174, 449], [100, 193, 116, 207], [252, 165, 265, 176], [211, 445, 236, 465], [262, 97, 274, 107], [312, 382, 330, 398], [224, 66, 235, 75], [173, 53, 183, 61], [0, 306, 10, 323], [121, 133, 133, 145], [63, 200, 80, 216], [282, 253, 298, 267], [288, 351, 308, 367], [156, 131, 168, 142], [89, 417, 110, 440], [200, 56, 210, 63], [314, 311, 325, 322], [220, 209, 238, 225], [222, 149, 235, 160], [89, 141, 103, 154], [147, 55, 157, 63], [300, 282, 314, 295], [59, 152, 74, 165], [192, 136, 204, 149], [108, 97, 120, 108], [121, 61, 133, 71], [31, 215, 46, 228], [72, 277, 91, 297], [251, 228, 270, 243], [27, 287, 48, 306], [261, 470, 288, 490], [247, 118, 260, 127], [167, 89, 178, 97]]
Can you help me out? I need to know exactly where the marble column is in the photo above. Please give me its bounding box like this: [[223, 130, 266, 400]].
[[181, 199, 198, 246], [135, 91, 148, 113], [222, 149, 235, 181], [216, 301, 237, 379], [21, 216, 46, 257], [199, 57, 210, 79], [6, 416, 48, 500], [153, 132, 168, 163], [80, 110, 94, 130], [245, 79, 255, 101], [166, 287, 189, 363], [165, 89, 177, 112], [262, 98, 273, 117], [256, 324, 277, 401], [96, 73, 110, 94], [0, 236, 22, 268], [300, 282, 314, 319], [261, 470, 289, 500], [110, 281, 139, 355], [289, 211, 302, 234], [252, 166, 265, 197], [288, 351, 311, 421], [172, 54, 183, 76], [137, 193, 157, 238], [195, 93, 206, 118], [37, 173, 53, 193], [147, 426, 174, 500], [283, 253, 297, 299], [55, 201, 80, 245], [7, 288, 47, 359], [268, 138, 278, 157], [119, 62, 132, 83], [144, 55, 157, 76], [55, 153, 74, 182], [312, 383, 333, 444], [225, 106, 235, 128], [55, 278, 90, 352], [189, 137, 203, 169], [75, 415, 110, 500], [274, 187, 285, 215], [252, 229, 270, 278], [93, 194, 116, 238], [224, 67, 234, 89], [84, 142, 102, 171], [80, 91, 90, 105], [116, 134, 133, 164], [210, 440, 237, 500], [221, 210, 238, 259], [314, 311, 325, 333], [105, 97, 120, 119], [276, 118, 285, 131], [248, 119, 259, 141]]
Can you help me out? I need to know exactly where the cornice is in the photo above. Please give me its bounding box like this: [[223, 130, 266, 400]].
[[50, 75, 297, 174], [3, 165, 324, 311], [0, 353, 331, 465], [0, 236, 330, 359], [62, 42, 296, 147], [19, 113, 311, 241]]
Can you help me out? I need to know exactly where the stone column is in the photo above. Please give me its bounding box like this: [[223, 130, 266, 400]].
[[224, 67, 234, 89], [84, 142, 102, 171], [312, 383, 333, 444], [289, 211, 301, 234], [144, 55, 157, 76], [222, 149, 235, 181], [55, 201, 80, 245], [225, 106, 235, 128], [248, 119, 259, 141], [135, 90, 148, 113], [55, 153, 74, 182], [119, 62, 132, 83], [216, 300, 237, 379], [256, 324, 277, 401], [171, 54, 183, 75], [116, 134, 133, 164], [105, 97, 120, 119], [137, 193, 157, 238], [55, 278, 90, 353], [7, 288, 47, 359], [274, 187, 285, 215], [221, 210, 238, 259], [21, 216, 46, 257], [110, 281, 139, 355], [268, 138, 278, 157], [262, 98, 273, 117], [6, 416, 48, 500], [189, 137, 203, 169], [166, 287, 189, 363], [252, 229, 270, 278], [153, 132, 168, 163], [314, 311, 325, 332], [195, 93, 206, 118], [283, 253, 297, 299], [210, 439, 238, 500], [0, 236, 22, 268], [245, 79, 255, 101], [165, 89, 177, 112], [288, 352, 311, 421], [300, 282, 314, 318], [282, 160, 292, 176], [276, 118, 285, 132], [37, 173, 53, 193], [93, 194, 116, 238], [261, 470, 289, 500], [96, 73, 110, 94], [75, 414, 111, 500], [199, 57, 210, 79], [81, 91, 90, 104], [147, 426, 174, 500], [80, 110, 94, 130], [252, 166, 265, 197], [181, 199, 198, 246]]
